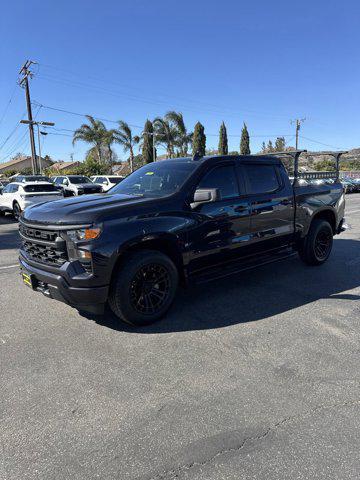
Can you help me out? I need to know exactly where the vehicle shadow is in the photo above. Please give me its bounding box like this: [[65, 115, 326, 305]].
[[0, 215, 20, 250], [90, 238, 360, 333]]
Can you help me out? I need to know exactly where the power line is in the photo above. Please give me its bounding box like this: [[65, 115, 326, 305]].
[[37, 63, 292, 120], [0, 84, 18, 129], [0, 111, 26, 151], [33, 103, 295, 140], [32, 100, 143, 129], [0, 106, 41, 162], [299, 135, 340, 149]]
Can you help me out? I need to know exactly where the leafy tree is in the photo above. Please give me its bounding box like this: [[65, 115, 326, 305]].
[[132, 154, 145, 170], [83, 155, 110, 176], [240, 123, 250, 154], [274, 137, 286, 152], [142, 120, 154, 164], [218, 122, 228, 155], [313, 159, 336, 171], [114, 121, 140, 173], [72, 116, 115, 164], [192, 122, 206, 156], [261, 141, 267, 153]]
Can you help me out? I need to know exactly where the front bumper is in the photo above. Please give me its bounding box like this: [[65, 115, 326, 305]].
[[19, 255, 108, 314], [336, 218, 348, 234]]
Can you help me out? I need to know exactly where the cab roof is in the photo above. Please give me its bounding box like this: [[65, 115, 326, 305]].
[[159, 154, 283, 165]]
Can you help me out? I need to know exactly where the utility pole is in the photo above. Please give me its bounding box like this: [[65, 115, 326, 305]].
[[291, 118, 306, 150], [19, 60, 38, 174]]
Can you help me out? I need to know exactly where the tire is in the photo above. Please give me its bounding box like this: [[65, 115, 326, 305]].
[[13, 202, 21, 221], [108, 250, 179, 326], [0, 210, 5, 217], [298, 219, 333, 266]]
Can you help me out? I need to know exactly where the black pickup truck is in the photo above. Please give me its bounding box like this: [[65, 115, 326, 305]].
[[19, 153, 346, 326]]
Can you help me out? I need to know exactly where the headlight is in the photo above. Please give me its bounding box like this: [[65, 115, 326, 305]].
[[66, 227, 101, 241]]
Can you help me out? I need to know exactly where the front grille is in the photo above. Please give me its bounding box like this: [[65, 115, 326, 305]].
[[84, 188, 101, 193], [19, 222, 68, 267]]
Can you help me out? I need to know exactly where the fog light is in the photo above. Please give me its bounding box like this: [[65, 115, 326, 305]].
[[77, 250, 92, 259]]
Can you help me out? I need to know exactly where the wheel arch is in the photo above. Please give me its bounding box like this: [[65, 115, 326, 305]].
[[12, 199, 21, 210], [310, 208, 337, 234], [110, 234, 185, 285]]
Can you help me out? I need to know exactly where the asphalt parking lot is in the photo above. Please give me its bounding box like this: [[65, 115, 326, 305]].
[[1, 195, 360, 480]]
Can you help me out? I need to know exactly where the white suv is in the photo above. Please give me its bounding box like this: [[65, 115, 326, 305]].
[[0, 182, 63, 220], [90, 175, 124, 192], [53, 175, 103, 196]]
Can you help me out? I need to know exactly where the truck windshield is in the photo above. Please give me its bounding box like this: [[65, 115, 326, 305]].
[[111, 162, 196, 197], [68, 176, 92, 184]]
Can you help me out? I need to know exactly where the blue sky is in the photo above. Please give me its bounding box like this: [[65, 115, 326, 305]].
[[1, 0, 359, 163]]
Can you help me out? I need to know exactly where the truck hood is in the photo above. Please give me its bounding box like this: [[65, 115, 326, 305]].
[[22, 193, 156, 225]]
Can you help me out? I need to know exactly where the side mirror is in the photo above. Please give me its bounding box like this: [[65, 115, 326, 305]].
[[191, 188, 220, 208]]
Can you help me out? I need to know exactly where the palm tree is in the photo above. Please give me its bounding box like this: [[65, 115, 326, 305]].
[[153, 116, 176, 158], [165, 111, 192, 156], [114, 120, 140, 173], [72, 116, 113, 164], [153, 112, 192, 158]]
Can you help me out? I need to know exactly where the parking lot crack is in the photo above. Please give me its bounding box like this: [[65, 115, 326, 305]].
[[145, 398, 360, 480]]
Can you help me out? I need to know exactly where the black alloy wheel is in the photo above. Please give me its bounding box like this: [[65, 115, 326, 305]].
[[109, 250, 178, 326], [314, 229, 332, 261], [129, 263, 171, 315], [13, 202, 21, 220], [298, 219, 333, 266]]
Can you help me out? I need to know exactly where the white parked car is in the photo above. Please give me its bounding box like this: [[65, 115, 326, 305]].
[[0, 182, 63, 220], [90, 175, 124, 192], [52, 175, 103, 196]]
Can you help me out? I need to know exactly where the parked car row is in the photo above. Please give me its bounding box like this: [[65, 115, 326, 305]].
[[0, 174, 124, 219], [341, 177, 360, 193], [288, 176, 360, 193]]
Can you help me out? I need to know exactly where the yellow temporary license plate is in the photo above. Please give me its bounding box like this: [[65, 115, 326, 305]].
[[22, 271, 34, 288]]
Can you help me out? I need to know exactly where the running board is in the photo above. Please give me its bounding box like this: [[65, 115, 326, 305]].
[[190, 249, 296, 285]]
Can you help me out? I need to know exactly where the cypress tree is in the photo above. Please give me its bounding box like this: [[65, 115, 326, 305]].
[[267, 140, 274, 152], [218, 121, 228, 155], [192, 122, 206, 156], [142, 119, 154, 163], [240, 123, 250, 155]]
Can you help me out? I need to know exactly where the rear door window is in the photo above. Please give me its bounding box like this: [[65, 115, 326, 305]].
[[243, 164, 281, 194]]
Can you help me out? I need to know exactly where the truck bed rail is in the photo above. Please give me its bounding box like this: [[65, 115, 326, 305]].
[[265, 150, 348, 185]]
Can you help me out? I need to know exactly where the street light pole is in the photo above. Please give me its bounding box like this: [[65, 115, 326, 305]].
[[36, 124, 42, 174], [20, 120, 55, 174]]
